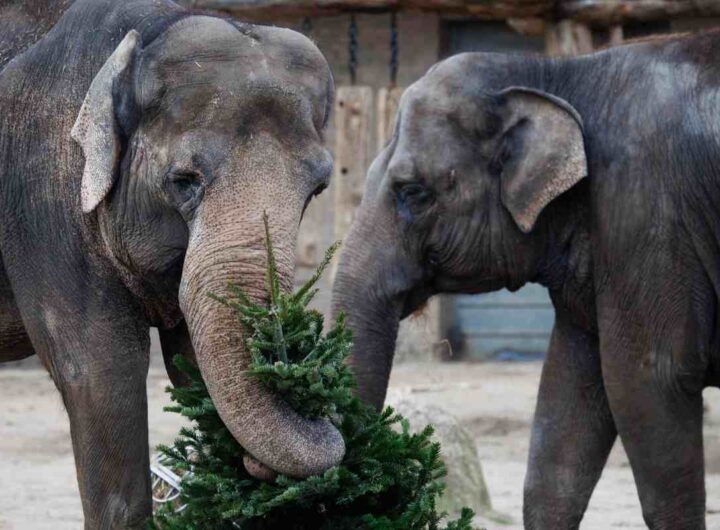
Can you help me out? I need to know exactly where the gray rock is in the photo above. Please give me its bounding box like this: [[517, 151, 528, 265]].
[[387, 397, 494, 518]]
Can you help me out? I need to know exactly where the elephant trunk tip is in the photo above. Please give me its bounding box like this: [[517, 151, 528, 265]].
[[241, 411, 346, 478]]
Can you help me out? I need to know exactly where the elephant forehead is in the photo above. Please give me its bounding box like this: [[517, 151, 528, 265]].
[[402, 81, 453, 117], [402, 51, 498, 121], [397, 94, 463, 155], [157, 80, 312, 130], [401, 78, 477, 133], [147, 16, 330, 112], [398, 71, 500, 152]]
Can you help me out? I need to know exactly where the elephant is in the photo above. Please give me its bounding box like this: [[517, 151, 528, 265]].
[[332, 30, 720, 529], [0, 0, 342, 527], [0, 0, 73, 70]]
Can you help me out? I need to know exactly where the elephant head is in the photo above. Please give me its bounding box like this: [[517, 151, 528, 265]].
[[332, 54, 588, 409], [71, 17, 343, 478]]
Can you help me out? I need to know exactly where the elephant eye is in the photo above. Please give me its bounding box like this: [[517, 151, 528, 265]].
[[313, 180, 328, 198], [167, 171, 204, 214], [393, 181, 433, 220], [302, 181, 327, 216], [426, 249, 441, 269], [395, 182, 432, 205]]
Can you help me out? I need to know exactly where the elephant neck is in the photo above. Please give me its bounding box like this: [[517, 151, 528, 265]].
[[533, 182, 596, 331]]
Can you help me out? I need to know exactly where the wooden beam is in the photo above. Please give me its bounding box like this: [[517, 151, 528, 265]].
[[545, 19, 593, 56], [182, 0, 720, 25], [331, 86, 373, 277], [376, 86, 404, 153], [464, 0, 554, 19], [561, 0, 720, 25], [507, 17, 546, 36], [182, 0, 396, 19], [608, 24, 624, 46], [182, 0, 555, 20]]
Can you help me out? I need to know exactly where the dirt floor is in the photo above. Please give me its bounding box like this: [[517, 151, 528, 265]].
[[3, 351, 720, 529]]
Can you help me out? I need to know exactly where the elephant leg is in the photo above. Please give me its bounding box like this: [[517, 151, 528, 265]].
[[158, 320, 196, 387], [53, 326, 152, 529], [0, 250, 34, 363], [16, 286, 153, 529], [0, 301, 34, 362], [523, 311, 616, 530], [599, 301, 707, 529]]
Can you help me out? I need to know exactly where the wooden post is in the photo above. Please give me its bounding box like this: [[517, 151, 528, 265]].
[[331, 86, 373, 277], [376, 86, 404, 152], [545, 19, 593, 56], [507, 17, 545, 36], [608, 25, 624, 47]]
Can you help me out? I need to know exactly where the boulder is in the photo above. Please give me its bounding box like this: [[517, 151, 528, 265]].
[[388, 396, 492, 516], [387, 396, 494, 519]]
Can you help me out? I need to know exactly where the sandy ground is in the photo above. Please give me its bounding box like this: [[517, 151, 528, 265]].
[[3, 355, 720, 529]]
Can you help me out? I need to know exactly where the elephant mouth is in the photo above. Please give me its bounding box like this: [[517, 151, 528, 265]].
[[432, 276, 506, 296], [400, 283, 435, 319]]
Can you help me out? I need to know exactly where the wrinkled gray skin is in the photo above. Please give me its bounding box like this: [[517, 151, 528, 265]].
[[0, 0, 73, 70], [0, 3, 72, 359], [333, 31, 720, 529], [0, 1, 343, 527]]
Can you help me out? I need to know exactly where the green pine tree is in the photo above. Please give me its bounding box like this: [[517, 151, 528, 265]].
[[151, 215, 477, 530]]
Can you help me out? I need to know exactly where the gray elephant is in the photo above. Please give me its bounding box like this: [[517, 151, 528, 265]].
[[0, 0, 73, 69], [333, 31, 720, 529], [0, 0, 343, 527]]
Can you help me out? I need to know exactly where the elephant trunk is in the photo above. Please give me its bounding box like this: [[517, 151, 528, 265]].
[[332, 226, 407, 411], [333, 279, 400, 410], [179, 218, 345, 478]]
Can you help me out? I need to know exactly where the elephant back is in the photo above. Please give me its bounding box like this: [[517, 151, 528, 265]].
[[0, 0, 74, 72]]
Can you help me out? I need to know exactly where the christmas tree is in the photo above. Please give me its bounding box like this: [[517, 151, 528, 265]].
[[151, 215, 476, 530]]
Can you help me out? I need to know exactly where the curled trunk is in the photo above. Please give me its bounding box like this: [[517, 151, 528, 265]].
[[180, 221, 345, 478]]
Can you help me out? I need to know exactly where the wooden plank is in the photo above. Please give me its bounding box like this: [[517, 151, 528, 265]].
[[331, 86, 373, 276], [608, 24, 624, 46], [376, 86, 404, 153], [545, 19, 593, 56], [182, 0, 720, 24], [464, 0, 554, 19], [560, 0, 716, 24], [296, 183, 333, 268], [183, 0, 397, 19], [507, 17, 546, 36], [183, 0, 555, 20]]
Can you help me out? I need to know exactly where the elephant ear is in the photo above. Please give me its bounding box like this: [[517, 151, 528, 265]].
[[71, 30, 141, 214], [494, 86, 587, 233]]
